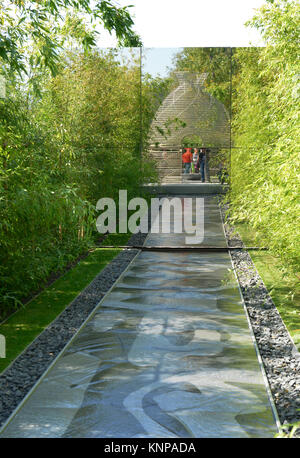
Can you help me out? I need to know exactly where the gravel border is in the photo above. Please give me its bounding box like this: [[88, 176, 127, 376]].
[[220, 201, 300, 437], [1, 197, 299, 437], [0, 231, 148, 428]]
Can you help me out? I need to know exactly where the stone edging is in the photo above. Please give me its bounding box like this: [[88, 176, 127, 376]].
[[0, 231, 147, 428], [1, 200, 299, 437], [219, 201, 300, 437]]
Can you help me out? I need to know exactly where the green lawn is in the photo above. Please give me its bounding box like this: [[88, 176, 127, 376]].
[[234, 222, 300, 350], [0, 232, 133, 374], [2, 222, 299, 375]]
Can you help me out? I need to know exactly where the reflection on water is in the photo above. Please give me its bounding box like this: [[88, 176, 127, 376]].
[[0, 197, 278, 438]]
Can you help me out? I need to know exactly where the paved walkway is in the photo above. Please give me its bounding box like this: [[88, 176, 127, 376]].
[[0, 196, 279, 437]]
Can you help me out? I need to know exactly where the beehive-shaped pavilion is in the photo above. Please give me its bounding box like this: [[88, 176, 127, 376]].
[[147, 71, 230, 182]]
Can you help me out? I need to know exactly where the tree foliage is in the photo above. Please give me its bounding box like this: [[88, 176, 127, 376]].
[[1, 0, 299, 316], [0, 0, 141, 75], [0, 49, 160, 315], [230, 0, 300, 276], [172, 47, 233, 109]]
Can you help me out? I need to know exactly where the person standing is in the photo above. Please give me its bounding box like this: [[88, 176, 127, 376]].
[[182, 148, 193, 174], [204, 148, 210, 182], [197, 148, 206, 182], [192, 148, 199, 173]]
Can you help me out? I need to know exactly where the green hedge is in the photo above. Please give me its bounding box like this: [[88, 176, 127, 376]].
[[229, 0, 300, 276]]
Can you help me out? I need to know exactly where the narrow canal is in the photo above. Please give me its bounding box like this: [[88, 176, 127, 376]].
[[0, 196, 279, 438]]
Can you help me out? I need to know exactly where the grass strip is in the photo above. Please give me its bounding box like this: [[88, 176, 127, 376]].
[[234, 222, 300, 349], [0, 233, 132, 373]]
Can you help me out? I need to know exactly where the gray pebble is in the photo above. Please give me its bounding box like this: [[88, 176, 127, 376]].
[[0, 233, 145, 428], [220, 201, 300, 437]]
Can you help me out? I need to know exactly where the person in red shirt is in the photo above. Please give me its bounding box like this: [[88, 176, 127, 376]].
[[182, 148, 193, 174]]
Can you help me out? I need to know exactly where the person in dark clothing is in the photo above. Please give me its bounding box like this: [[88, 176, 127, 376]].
[[197, 148, 206, 182]]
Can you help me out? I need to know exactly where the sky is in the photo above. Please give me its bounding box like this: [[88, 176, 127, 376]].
[[142, 48, 182, 78], [97, 0, 267, 77]]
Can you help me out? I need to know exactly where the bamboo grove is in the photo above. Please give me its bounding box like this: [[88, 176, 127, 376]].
[[0, 48, 169, 315], [0, 0, 299, 315]]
